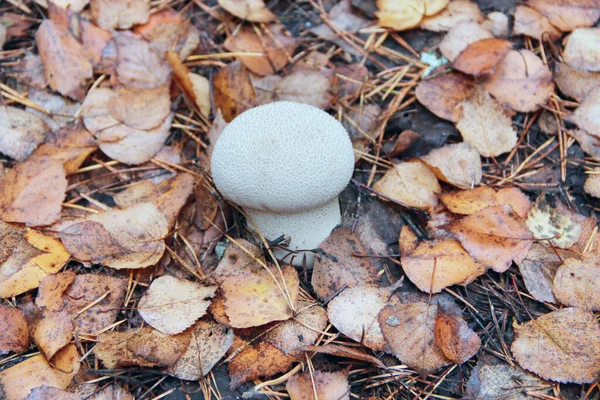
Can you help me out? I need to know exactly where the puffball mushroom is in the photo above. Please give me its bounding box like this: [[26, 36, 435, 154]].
[[210, 101, 354, 266]]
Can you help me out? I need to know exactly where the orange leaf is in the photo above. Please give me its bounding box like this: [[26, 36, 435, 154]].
[[415, 72, 475, 122], [0, 305, 29, 355], [452, 38, 512, 76], [434, 311, 480, 364]]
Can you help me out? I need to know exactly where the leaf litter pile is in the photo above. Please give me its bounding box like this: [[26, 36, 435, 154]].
[[2, 0, 600, 398]]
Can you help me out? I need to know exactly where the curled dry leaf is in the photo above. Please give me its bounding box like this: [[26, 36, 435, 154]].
[[401, 237, 486, 293], [483, 50, 554, 112], [566, 87, 600, 136], [301, 344, 386, 368], [373, 161, 441, 210], [311, 228, 379, 301], [452, 38, 512, 76], [517, 243, 565, 303], [0, 158, 67, 226], [526, 0, 600, 32], [420, 142, 482, 189], [439, 186, 531, 218], [286, 370, 350, 400], [60, 203, 168, 270], [513, 5, 562, 41], [446, 205, 533, 272], [554, 62, 600, 102], [35, 20, 93, 100], [218, 0, 277, 22], [553, 256, 600, 310], [224, 23, 299, 76], [563, 28, 600, 72], [0, 305, 29, 355], [167, 52, 210, 118], [379, 302, 450, 372], [115, 32, 171, 89], [434, 312, 480, 364], [511, 308, 600, 383], [327, 283, 401, 351], [416, 72, 475, 123], [138, 275, 217, 335], [457, 87, 517, 157], [213, 61, 256, 122], [439, 21, 493, 62], [525, 194, 583, 248], [420, 0, 484, 32], [90, 0, 150, 30], [0, 106, 49, 161]]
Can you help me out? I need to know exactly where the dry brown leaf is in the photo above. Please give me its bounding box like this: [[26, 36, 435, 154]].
[[79, 18, 112, 67], [212, 239, 264, 282], [527, 0, 600, 32], [114, 32, 171, 89], [452, 38, 512, 76], [0, 305, 29, 355], [218, 0, 277, 22], [224, 23, 299, 76], [373, 161, 441, 210], [35, 20, 93, 100], [24, 386, 81, 400], [0, 106, 49, 161], [566, 87, 600, 136], [439, 186, 531, 218], [126, 327, 191, 366], [0, 158, 67, 226], [311, 229, 379, 301], [446, 205, 533, 272], [571, 128, 600, 158], [526, 194, 583, 248], [415, 72, 475, 122], [482, 11, 509, 37], [36, 271, 75, 312], [213, 61, 256, 122], [483, 50, 554, 112], [554, 62, 600, 101], [301, 344, 386, 368], [0, 344, 79, 400], [94, 329, 158, 369], [456, 87, 517, 157], [108, 85, 171, 131], [138, 275, 217, 335], [420, 0, 484, 32], [327, 283, 401, 351], [227, 336, 296, 390], [402, 238, 486, 293], [553, 256, 600, 310], [420, 142, 482, 189], [286, 370, 350, 400], [30, 309, 73, 360], [511, 308, 600, 383], [90, 0, 150, 30], [26, 89, 79, 132], [585, 169, 600, 198], [517, 243, 565, 303], [221, 266, 299, 328], [513, 5, 562, 41], [29, 126, 97, 174], [376, 0, 426, 31], [60, 203, 168, 270], [434, 311, 480, 364], [166, 319, 233, 379], [379, 302, 450, 372], [563, 28, 600, 72], [439, 21, 493, 62], [133, 10, 198, 59], [167, 52, 210, 117]]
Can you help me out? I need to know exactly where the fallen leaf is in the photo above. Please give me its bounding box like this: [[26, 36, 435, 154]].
[[553, 256, 600, 310], [446, 205, 533, 272], [79, 18, 113, 67], [138, 275, 217, 335], [439, 186, 531, 218], [402, 238, 486, 293], [526, 0, 600, 32], [390, 129, 421, 156], [373, 161, 441, 210], [511, 308, 600, 383], [114, 32, 171, 89], [213, 61, 256, 122], [90, 0, 150, 30], [0, 305, 29, 355], [0, 158, 67, 226], [517, 243, 565, 303], [563, 28, 600, 73], [585, 169, 600, 198], [16, 54, 47, 90], [452, 38, 512, 76], [224, 23, 299, 76], [483, 49, 554, 112], [212, 239, 265, 282], [108, 85, 171, 131], [94, 329, 158, 368], [439, 21, 493, 62], [227, 336, 296, 390], [554, 62, 600, 101], [311, 229, 379, 301], [24, 386, 80, 400], [513, 5, 562, 41], [301, 344, 386, 368], [286, 370, 350, 400], [327, 283, 401, 351], [482, 11, 509, 38], [420, 0, 484, 32], [133, 9, 198, 59], [218, 0, 277, 22], [60, 203, 168, 270], [126, 327, 190, 366], [221, 265, 299, 328], [87, 384, 132, 400], [456, 87, 518, 157], [26, 89, 80, 132], [571, 128, 600, 158], [0, 106, 49, 161], [167, 52, 211, 117], [566, 87, 600, 136], [526, 194, 583, 248], [415, 72, 475, 122], [25, 229, 71, 274], [36, 271, 76, 311], [434, 311, 480, 364], [376, 0, 426, 31], [30, 309, 73, 360], [379, 301, 450, 372], [420, 142, 482, 189]]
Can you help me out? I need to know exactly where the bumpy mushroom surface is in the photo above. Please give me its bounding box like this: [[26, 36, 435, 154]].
[[210, 101, 354, 266]]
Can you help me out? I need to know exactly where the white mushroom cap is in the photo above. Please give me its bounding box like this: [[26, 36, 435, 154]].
[[210, 101, 354, 265]]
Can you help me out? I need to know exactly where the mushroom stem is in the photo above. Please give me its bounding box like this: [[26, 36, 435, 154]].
[[245, 197, 342, 267]]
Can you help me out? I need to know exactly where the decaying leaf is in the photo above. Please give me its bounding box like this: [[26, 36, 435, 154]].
[[483, 50, 554, 112], [554, 62, 600, 102], [553, 256, 600, 311], [452, 38, 512, 76], [36, 271, 76, 311], [419, 142, 482, 189], [218, 0, 277, 22], [415, 72, 475, 122], [563, 28, 600, 73], [439, 21, 493, 62], [420, 0, 484, 32], [311, 229, 379, 301], [60, 203, 168, 270], [301, 344, 386, 368], [138, 275, 217, 335], [511, 308, 600, 383], [94, 329, 159, 369], [434, 312, 480, 364], [527, 0, 600, 33], [566, 87, 600, 136], [517, 243, 565, 303], [213, 61, 256, 122], [30, 309, 73, 360], [108, 85, 171, 131], [286, 370, 350, 400], [526, 194, 583, 248], [439, 186, 531, 218], [513, 5, 562, 41], [126, 327, 190, 366], [90, 0, 150, 30], [0, 305, 29, 355], [376, 0, 426, 31], [446, 205, 533, 272], [373, 161, 441, 210], [114, 32, 171, 89], [0, 106, 49, 162]]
